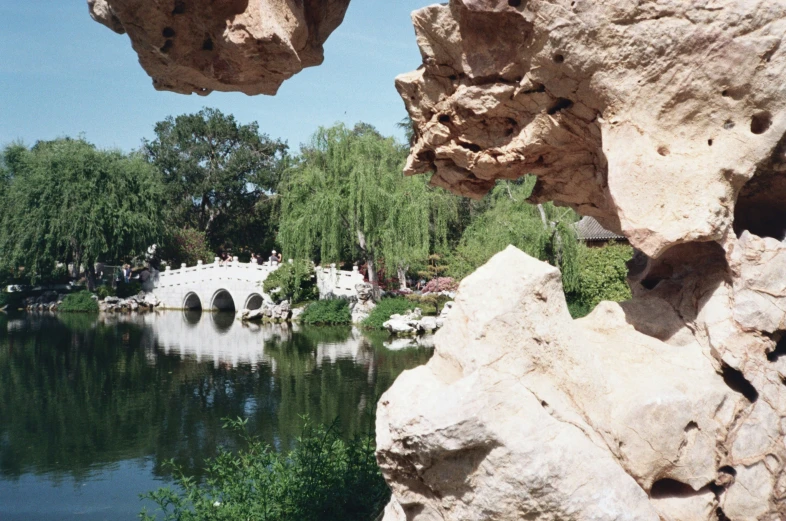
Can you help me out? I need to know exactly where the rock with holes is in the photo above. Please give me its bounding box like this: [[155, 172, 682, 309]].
[[399, 0, 786, 258], [377, 247, 751, 521], [88, 0, 351, 95]]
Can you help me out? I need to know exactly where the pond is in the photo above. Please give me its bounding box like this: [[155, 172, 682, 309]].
[[0, 311, 433, 521]]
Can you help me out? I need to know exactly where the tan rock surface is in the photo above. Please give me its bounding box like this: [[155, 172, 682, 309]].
[[397, 0, 786, 257], [88, 0, 351, 95]]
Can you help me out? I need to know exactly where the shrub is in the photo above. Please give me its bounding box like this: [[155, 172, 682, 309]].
[[0, 291, 23, 310], [421, 276, 458, 294], [362, 297, 417, 330], [568, 242, 633, 312], [59, 291, 99, 313], [96, 286, 115, 300], [263, 261, 318, 304], [140, 418, 389, 521], [116, 281, 142, 299], [301, 299, 351, 325]]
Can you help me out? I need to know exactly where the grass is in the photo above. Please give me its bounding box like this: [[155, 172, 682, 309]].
[[300, 299, 351, 325], [58, 291, 99, 313]]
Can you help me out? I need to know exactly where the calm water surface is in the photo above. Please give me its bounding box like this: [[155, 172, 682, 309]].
[[0, 311, 432, 520]]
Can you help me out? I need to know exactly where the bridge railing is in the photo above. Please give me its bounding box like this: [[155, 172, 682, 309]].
[[154, 257, 284, 289], [315, 264, 365, 299]]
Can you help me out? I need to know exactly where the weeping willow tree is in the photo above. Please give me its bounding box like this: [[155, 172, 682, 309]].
[[278, 123, 457, 289], [447, 177, 581, 292], [0, 139, 165, 289]]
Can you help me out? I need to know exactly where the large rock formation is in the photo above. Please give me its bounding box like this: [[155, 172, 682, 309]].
[[397, 0, 786, 258], [380, 1, 786, 520], [87, 0, 351, 95]]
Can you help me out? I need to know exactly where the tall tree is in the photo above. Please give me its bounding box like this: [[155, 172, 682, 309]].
[[278, 123, 457, 289], [143, 108, 288, 253], [447, 177, 580, 291], [0, 139, 165, 289]]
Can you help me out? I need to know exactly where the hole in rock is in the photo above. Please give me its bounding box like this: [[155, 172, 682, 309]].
[[750, 111, 772, 135], [202, 37, 214, 51], [733, 154, 786, 239], [657, 145, 670, 156], [172, 1, 186, 14], [448, 74, 457, 81], [718, 465, 737, 477], [650, 478, 700, 499], [722, 89, 729, 97], [508, 0, 522, 6], [417, 149, 436, 163], [720, 362, 759, 403], [547, 98, 573, 115], [540, 400, 548, 408], [640, 277, 663, 290], [438, 114, 451, 123], [160, 40, 174, 53], [553, 53, 565, 64], [767, 333, 786, 362], [716, 507, 731, 521], [684, 421, 698, 432], [162, 27, 176, 38], [708, 138, 713, 146], [524, 83, 546, 94], [723, 119, 735, 130], [459, 142, 482, 153]]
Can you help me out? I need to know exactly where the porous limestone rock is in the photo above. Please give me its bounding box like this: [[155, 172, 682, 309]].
[[397, 0, 786, 258], [88, 0, 351, 95], [377, 247, 754, 521]]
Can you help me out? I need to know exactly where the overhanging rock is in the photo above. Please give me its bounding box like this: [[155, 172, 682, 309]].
[[87, 0, 351, 95]]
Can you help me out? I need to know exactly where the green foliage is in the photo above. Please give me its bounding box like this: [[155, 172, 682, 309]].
[[278, 123, 458, 283], [116, 281, 142, 299], [161, 227, 215, 268], [447, 178, 580, 292], [300, 299, 351, 325], [568, 242, 633, 312], [95, 286, 115, 300], [59, 291, 99, 313], [262, 261, 318, 304], [140, 417, 388, 521], [144, 108, 288, 253], [0, 139, 164, 286], [362, 297, 417, 330]]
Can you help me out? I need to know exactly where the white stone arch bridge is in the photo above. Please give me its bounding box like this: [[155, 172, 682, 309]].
[[147, 258, 366, 311], [149, 258, 280, 311]]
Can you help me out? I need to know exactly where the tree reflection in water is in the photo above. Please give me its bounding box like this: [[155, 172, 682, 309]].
[[0, 312, 432, 481]]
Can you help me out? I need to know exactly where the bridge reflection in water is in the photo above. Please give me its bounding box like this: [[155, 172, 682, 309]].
[[99, 311, 380, 370]]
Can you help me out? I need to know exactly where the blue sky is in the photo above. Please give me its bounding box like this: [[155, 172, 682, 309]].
[[0, 1, 429, 152]]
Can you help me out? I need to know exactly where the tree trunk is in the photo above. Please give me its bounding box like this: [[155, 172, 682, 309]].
[[86, 264, 97, 292], [397, 264, 408, 290], [367, 259, 380, 299]]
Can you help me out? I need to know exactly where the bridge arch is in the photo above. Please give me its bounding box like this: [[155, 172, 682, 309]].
[[244, 293, 264, 310], [211, 289, 236, 311], [183, 292, 202, 310]]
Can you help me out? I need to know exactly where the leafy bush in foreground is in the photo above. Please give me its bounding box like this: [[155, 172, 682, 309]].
[[301, 299, 351, 325], [140, 418, 389, 521], [362, 297, 416, 330], [59, 291, 99, 313]]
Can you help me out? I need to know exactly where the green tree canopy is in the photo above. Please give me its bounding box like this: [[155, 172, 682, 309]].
[[277, 123, 458, 287], [0, 138, 165, 288], [447, 177, 581, 292], [143, 108, 288, 254]]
